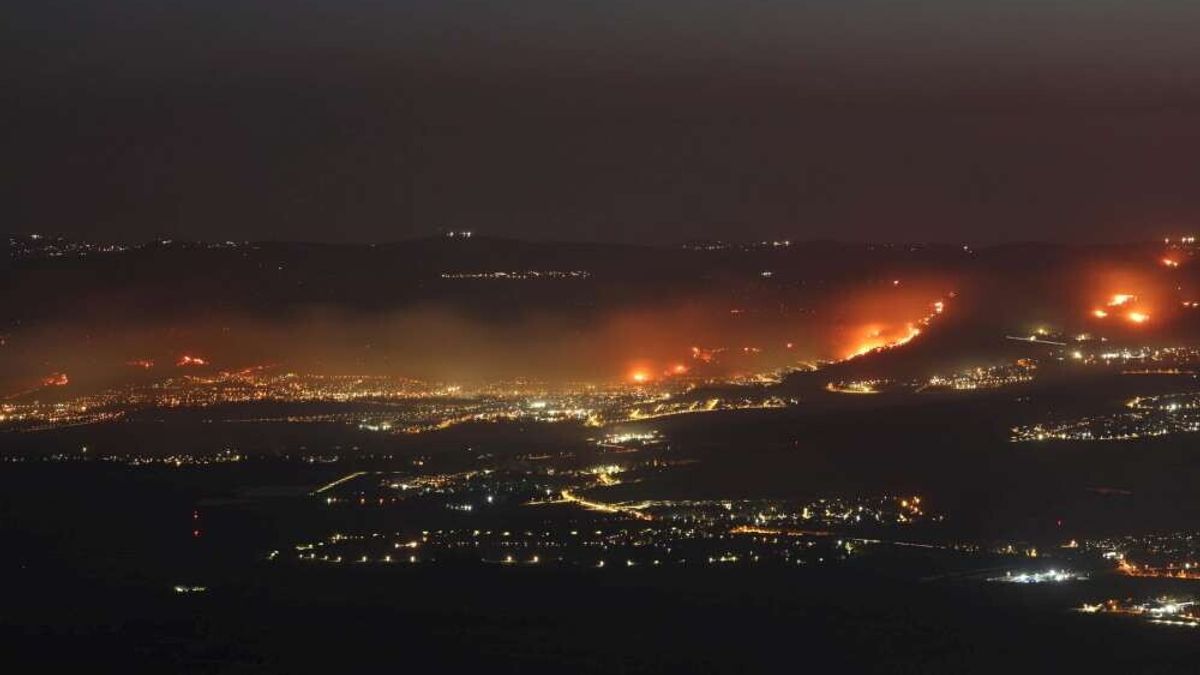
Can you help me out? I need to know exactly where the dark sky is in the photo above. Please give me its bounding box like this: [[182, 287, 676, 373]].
[[5, 1, 1200, 244]]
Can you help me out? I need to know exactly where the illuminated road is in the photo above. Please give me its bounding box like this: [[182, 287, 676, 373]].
[[313, 471, 367, 494], [560, 488, 653, 521]]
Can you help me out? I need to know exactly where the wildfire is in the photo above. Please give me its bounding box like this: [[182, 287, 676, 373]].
[[630, 370, 650, 384], [1092, 291, 1155, 324], [1084, 261, 1178, 327], [126, 359, 155, 369], [1093, 306, 1151, 324], [41, 373, 69, 387], [177, 355, 208, 367], [840, 296, 945, 361], [844, 323, 921, 359]]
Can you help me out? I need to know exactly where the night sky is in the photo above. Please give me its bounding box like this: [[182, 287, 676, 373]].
[[5, 1, 1200, 244]]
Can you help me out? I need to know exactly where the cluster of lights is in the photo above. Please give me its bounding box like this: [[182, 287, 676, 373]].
[[1069, 345, 1200, 370], [597, 430, 662, 447], [828, 360, 1035, 396], [1011, 414, 1191, 443], [294, 483, 936, 570], [1079, 597, 1200, 629], [623, 395, 793, 422], [989, 569, 1086, 584], [825, 379, 890, 395], [922, 360, 1036, 391], [439, 270, 589, 280], [1014, 359, 1200, 441], [1117, 558, 1200, 580]]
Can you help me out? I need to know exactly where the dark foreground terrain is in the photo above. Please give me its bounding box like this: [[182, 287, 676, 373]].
[[4, 460, 1200, 673], [8, 562, 1200, 673]]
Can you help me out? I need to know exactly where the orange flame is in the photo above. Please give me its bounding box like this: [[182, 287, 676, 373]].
[[41, 373, 69, 387]]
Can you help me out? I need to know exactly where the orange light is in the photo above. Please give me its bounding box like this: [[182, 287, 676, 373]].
[[1107, 294, 1135, 307], [630, 370, 650, 384], [838, 295, 948, 361], [177, 355, 208, 367], [1163, 258, 1180, 268], [41, 373, 69, 387], [1092, 309, 1108, 318], [126, 359, 155, 369], [844, 323, 921, 359], [1127, 311, 1149, 324], [671, 364, 688, 375]]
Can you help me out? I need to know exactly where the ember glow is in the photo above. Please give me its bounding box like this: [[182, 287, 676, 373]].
[[41, 373, 69, 387], [1084, 265, 1169, 326], [177, 355, 208, 367], [843, 323, 922, 360], [837, 295, 948, 361], [1093, 297, 1152, 325]]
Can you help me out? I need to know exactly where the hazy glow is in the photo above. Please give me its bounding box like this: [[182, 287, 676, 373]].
[[843, 323, 921, 360], [837, 292, 947, 360], [1, 274, 957, 391], [1083, 264, 1172, 329]]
